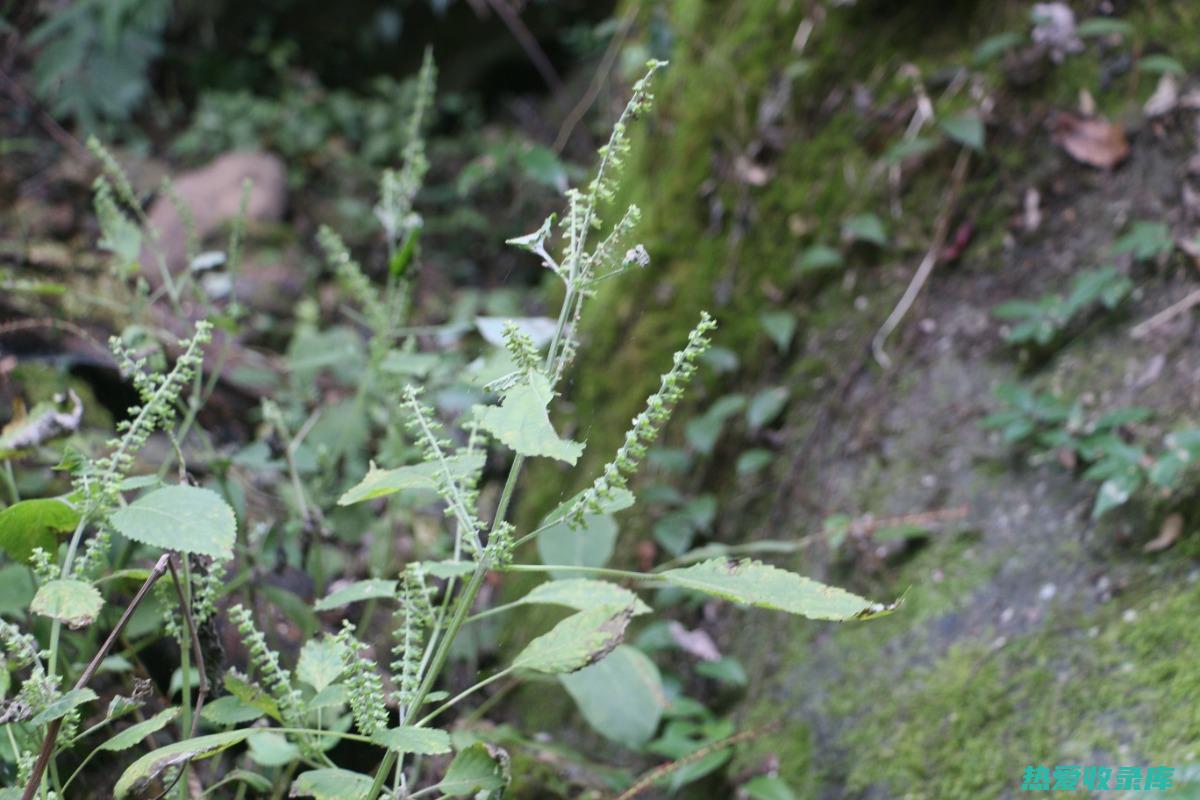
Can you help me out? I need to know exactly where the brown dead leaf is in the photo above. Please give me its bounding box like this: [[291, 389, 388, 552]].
[[1144, 512, 1183, 553], [1144, 73, 1179, 118], [667, 621, 722, 661], [1053, 114, 1130, 170]]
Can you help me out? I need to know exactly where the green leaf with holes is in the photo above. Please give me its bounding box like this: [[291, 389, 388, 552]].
[[110, 485, 235, 558]]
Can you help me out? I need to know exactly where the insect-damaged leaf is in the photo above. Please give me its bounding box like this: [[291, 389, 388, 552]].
[[477, 371, 583, 464], [337, 453, 484, 506], [110, 485, 236, 559], [115, 730, 250, 799], [30, 579, 102, 629], [659, 559, 899, 620], [513, 603, 633, 674]]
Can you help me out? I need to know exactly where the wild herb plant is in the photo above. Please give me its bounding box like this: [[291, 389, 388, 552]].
[[1, 61, 897, 799], [992, 265, 1131, 348], [982, 385, 1200, 518]]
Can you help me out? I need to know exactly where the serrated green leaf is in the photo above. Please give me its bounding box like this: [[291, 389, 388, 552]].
[[201, 695, 264, 726], [0, 498, 79, 563], [31, 688, 97, 725], [514, 604, 633, 674], [31, 579, 102, 629], [291, 769, 374, 799], [100, 708, 179, 752], [308, 684, 347, 710], [519, 579, 650, 615], [297, 637, 346, 692], [314, 579, 397, 611], [248, 731, 299, 767], [223, 671, 281, 722], [560, 645, 666, 747], [114, 731, 251, 799], [660, 559, 898, 620], [109, 485, 236, 558], [438, 743, 509, 797], [372, 725, 452, 754], [337, 453, 485, 506], [477, 372, 583, 463]]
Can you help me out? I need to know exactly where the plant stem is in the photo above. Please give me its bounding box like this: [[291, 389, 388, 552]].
[[1, 461, 19, 504], [416, 667, 513, 727], [22, 554, 171, 800]]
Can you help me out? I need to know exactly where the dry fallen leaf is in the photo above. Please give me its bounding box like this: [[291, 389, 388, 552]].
[[667, 621, 722, 661], [1144, 73, 1179, 118], [1144, 512, 1183, 553], [1053, 114, 1130, 169]]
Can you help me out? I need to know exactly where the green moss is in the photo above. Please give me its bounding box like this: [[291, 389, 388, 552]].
[[804, 565, 1200, 798]]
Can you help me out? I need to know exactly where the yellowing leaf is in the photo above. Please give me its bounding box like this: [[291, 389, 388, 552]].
[[31, 579, 102, 629], [115, 731, 250, 799], [513, 604, 633, 674]]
